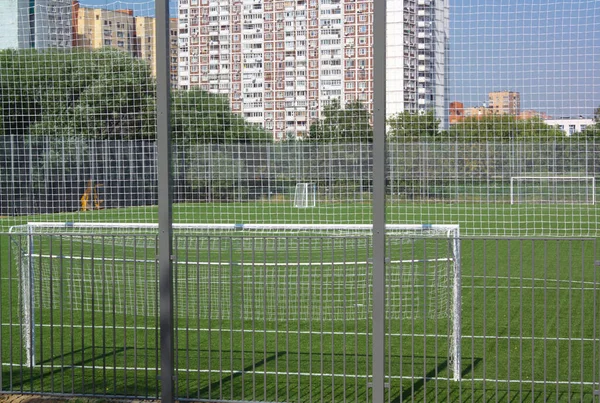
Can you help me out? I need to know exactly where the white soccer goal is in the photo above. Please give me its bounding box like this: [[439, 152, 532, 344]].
[[10, 222, 461, 379], [510, 176, 596, 205], [293, 182, 316, 207]]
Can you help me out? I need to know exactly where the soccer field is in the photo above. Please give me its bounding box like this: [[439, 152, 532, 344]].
[[0, 203, 598, 401]]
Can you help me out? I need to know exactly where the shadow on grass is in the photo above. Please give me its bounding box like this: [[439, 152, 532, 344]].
[[2, 345, 160, 398], [390, 357, 481, 402]]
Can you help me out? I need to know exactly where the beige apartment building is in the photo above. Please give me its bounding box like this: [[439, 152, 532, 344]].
[[73, 4, 137, 53], [488, 91, 521, 116], [74, 2, 170, 83], [136, 16, 157, 76]]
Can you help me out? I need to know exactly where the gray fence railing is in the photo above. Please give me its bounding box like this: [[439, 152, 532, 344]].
[[1, 232, 598, 401], [1, 140, 599, 216]]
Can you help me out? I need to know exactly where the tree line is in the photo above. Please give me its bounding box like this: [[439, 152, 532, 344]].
[[1, 48, 597, 144], [306, 101, 599, 142], [0, 48, 271, 143]]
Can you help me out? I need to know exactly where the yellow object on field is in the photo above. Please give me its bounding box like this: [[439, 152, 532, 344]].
[[80, 180, 104, 211]]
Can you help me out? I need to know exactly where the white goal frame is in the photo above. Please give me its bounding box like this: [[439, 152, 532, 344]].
[[10, 222, 461, 380], [510, 176, 596, 205], [293, 182, 316, 207]]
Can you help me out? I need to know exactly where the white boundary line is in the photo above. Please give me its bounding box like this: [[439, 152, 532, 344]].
[[2, 276, 596, 291], [2, 322, 597, 343], [0, 362, 596, 387]]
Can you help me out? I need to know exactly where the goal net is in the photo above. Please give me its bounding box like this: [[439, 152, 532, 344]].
[[10, 222, 461, 377], [293, 183, 316, 207], [510, 176, 596, 205]]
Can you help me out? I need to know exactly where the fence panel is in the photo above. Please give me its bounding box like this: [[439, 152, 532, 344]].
[[1, 233, 598, 401], [1, 232, 161, 398], [2, 141, 599, 227]]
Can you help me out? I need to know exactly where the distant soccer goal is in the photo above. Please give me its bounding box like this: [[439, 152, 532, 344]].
[[510, 176, 595, 205], [10, 222, 461, 379], [293, 182, 316, 207]]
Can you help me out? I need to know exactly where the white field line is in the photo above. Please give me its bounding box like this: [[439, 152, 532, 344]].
[[467, 274, 597, 286], [2, 322, 598, 343], [9, 255, 597, 286], [0, 362, 597, 387], [21, 254, 453, 266], [2, 276, 596, 291]]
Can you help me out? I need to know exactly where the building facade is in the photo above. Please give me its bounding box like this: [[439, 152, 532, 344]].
[[488, 91, 521, 116], [448, 101, 464, 124], [170, 18, 179, 87], [177, 0, 449, 139], [136, 16, 157, 76], [544, 118, 594, 136], [73, 5, 137, 54], [0, 0, 72, 49]]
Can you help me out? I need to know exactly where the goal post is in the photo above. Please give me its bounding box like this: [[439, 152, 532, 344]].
[[510, 176, 596, 205], [293, 182, 316, 207], [9, 222, 461, 380]]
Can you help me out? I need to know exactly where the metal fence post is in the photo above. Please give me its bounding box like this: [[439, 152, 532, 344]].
[[156, 0, 175, 399], [372, 0, 386, 399], [595, 239, 600, 399]]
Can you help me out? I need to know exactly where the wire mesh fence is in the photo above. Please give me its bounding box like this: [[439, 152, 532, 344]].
[[1, 0, 599, 400], [1, 232, 598, 401], [2, 140, 600, 236]]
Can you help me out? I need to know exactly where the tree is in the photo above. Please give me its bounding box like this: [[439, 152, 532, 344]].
[[594, 106, 600, 123], [446, 116, 565, 142], [581, 123, 600, 138], [171, 89, 270, 143], [386, 110, 440, 141], [0, 48, 157, 140], [1, 48, 269, 143], [308, 99, 372, 142]]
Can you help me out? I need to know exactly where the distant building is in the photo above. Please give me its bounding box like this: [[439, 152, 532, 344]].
[[464, 106, 490, 119], [135, 16, 156, 76], [0, 0, 72, 49], [488, 91, 520, 116], [519, 110, 550, 120], [170, 18, 178, 88], [449, 101, 464, 124], [73, 4, 137, 53], [544, 118, 594, 136], [176, 0, 450, 140], [73, 3, 181, 82]]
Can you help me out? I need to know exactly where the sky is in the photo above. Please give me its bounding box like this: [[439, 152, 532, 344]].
[[80, 0, 600, 118], [450, 0, 600, 118]]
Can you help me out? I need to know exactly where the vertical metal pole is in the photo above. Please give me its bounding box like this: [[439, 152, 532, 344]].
[[372, 0, 386, 398], [156, 0, 174, 400]]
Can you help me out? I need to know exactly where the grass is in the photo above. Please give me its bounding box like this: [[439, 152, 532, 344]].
[[0, 202, 599, 402]]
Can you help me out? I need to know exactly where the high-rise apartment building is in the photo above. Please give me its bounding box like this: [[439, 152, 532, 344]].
[[170, 18, 180, 87], [0, 0, 72, 49], [73, 4, 179, 86], [136, 16, 157, 76], [488, 91, 521, 116], [73, 5, 137, 54], [177, 0, 449, 139]]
